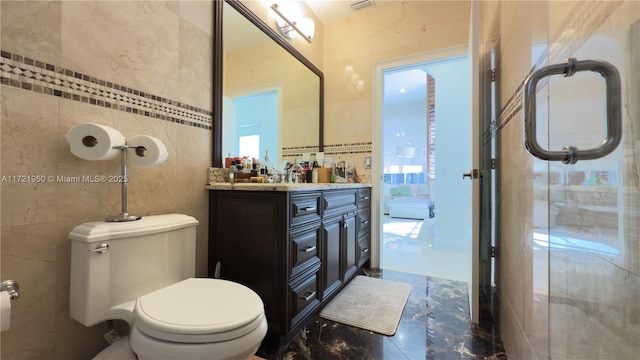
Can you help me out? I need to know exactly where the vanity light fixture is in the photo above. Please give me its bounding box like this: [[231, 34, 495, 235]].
[[271, 3, 314, 43]]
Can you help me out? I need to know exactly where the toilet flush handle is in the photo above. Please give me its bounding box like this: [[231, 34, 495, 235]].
[[88, 243, 109, 254]]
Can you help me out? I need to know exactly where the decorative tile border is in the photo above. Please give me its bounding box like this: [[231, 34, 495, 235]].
[[282, 145, 321, 159], [484, 1, 622, 144], [282, 142, 373, 159], [0, 50, 212, 130], [323, 142, 372, 156]]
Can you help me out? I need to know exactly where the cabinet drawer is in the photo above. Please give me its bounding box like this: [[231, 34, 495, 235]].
[[290, 193, 321, 227], [290, 227, 320, 278], [323, 190, 357, 218], [357, 209, 370, 236], [358, 235, 370, 265], [357, 188, 371, 208], [289, 269, 320, 328]]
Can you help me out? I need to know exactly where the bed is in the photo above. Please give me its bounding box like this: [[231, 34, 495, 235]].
[[383, 184, 435, 220]]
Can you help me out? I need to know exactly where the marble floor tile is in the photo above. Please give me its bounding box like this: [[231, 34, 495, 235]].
[[257, 269, 507, 359]]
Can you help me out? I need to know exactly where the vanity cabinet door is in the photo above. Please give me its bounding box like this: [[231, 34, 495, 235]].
[[343, 212, 358, 282], [209, 190, 287, 335], [322, 212, 358, 299], [322, 216, 342, 299]]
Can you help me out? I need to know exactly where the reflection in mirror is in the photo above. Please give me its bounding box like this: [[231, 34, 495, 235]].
[[221, 1, 321, 169]]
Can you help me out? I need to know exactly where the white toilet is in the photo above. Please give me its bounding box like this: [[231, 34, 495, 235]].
[[69, 214, 267, 360]]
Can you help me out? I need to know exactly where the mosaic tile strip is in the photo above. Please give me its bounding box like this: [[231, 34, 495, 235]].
[[281, 142, 372, 159], [323, 142, 372, 155], [282, 145, 320, 157], [0, 50, 212, 130], [484, 1, 622, 144]]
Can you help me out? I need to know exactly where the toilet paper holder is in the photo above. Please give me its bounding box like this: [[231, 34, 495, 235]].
[[105, 144, 143, 223], [0, 280, 20, 300]]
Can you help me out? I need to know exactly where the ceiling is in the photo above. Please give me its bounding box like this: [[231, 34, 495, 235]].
[[303, 0, 396, 25]]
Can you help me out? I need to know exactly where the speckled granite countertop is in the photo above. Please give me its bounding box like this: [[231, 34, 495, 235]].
[[205, 182, 371, 192]]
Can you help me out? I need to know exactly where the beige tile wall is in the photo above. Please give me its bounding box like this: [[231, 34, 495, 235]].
[[322, 0, 470, 181], [0, 1, 212, 358]]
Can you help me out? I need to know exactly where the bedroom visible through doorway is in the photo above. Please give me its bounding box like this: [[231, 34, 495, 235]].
[[380, 54, 471, 282]]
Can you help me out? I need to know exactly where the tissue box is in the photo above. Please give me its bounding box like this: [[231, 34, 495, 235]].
[[317, 168, 332, 183]]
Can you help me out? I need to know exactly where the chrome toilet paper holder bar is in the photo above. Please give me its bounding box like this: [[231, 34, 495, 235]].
[[0, 280, 20, 300], [105, 143, 147, 223]]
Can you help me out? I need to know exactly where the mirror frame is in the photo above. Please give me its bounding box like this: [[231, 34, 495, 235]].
[[212, 0, 324, 167]]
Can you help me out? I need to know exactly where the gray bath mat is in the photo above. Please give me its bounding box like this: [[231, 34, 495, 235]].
[[319, 275, 412, 335]]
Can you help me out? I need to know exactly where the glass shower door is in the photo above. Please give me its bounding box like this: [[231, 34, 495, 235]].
[[543, 1, 640, 358]]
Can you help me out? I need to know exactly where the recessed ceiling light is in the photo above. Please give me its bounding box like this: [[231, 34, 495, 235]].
[[399, 88, 406, 93]]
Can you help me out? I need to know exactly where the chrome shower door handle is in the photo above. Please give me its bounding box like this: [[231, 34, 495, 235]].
[[523, 58, 622, 164]]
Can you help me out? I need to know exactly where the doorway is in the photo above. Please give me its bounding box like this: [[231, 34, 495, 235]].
[[374, 49, 471, 282], [222, 84, 282, 162]]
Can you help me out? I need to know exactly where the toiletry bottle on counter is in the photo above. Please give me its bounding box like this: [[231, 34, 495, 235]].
[[311, 161, 319, 183], [225, 153, 233, 169]]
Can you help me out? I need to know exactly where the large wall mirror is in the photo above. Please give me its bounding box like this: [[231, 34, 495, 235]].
[[212, 0, 323, 169]]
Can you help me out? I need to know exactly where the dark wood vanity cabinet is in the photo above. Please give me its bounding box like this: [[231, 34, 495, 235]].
[[208, 186, 371, 343]]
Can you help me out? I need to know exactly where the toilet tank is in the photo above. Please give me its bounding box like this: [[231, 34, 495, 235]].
[[69, 214, 199, 327]]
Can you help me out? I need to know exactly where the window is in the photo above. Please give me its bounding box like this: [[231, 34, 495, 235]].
[[238, 134, 260, 159]]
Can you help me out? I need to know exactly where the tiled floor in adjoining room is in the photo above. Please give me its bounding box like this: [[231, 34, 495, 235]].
[[257, 269, 507, 360], [382, 215, 470, 282]]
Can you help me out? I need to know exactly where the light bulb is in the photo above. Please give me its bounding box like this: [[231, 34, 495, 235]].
[[298, 18, 315, 39]]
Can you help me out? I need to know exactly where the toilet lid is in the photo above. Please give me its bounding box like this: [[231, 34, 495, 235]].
[[133, 278, 265, 343]]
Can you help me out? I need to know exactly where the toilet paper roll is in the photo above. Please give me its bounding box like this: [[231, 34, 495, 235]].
[[126, 135, 168, 167], [66, 123, 126, 161], [1, 291, 10, 332]]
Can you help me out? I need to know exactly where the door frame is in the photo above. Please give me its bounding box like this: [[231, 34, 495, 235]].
[[371, 44, 479, 323], [468, 0, 481, 323]]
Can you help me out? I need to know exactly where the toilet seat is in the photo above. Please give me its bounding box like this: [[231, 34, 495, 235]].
[[133, 278, 265, 343]]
